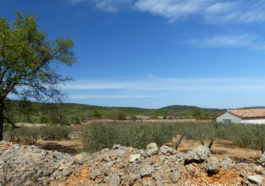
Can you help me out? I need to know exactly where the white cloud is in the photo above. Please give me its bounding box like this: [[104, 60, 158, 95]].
[[134, 0, 265, 24], [69, 94, 164, 99], [70, 0, 87, 3], [186, 34, 265, 49], [70, 0, 134, 12], [94, 0, 134, 12], [206, 2, 237, 14], [134, 0, 211, 21], [70, 0, 265, 24], [62, 76, 265, 92]]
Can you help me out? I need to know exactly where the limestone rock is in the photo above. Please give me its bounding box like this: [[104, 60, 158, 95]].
[[146, 143, 157, 149], [184, 145, 210, 164], [247, 175, 263, 185], [145, 143, 159, 157], [260, 152, 265, 167], [129, 154, 141, 163], [110, 173, 120, 186], [160, 145, 173, 155], [205, 157, 220, 174], [140, 165, 154, 177], [169, 170, 181, 183]]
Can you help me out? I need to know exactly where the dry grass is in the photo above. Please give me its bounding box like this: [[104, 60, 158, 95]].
[[174, 138, 262, 163]]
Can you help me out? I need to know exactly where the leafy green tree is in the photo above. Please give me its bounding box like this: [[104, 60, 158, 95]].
[[91, 110, 102, 119], [0, 11, 77, 140], [192, 108, 202, 120]]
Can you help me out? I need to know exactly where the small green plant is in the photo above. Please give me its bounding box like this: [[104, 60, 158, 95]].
[[39, 125, 71, 140], [3, 126, 39, 144]]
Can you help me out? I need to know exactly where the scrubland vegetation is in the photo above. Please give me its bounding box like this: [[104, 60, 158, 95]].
[[3, 121, 265, 155], [82, 122, 265, 153], [4, 100, 223, 125], [3, 100, 265, 155], [3, 125, 71, 144]]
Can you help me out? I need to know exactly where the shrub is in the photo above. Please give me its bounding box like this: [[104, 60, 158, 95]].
[[91, 110, 102, 119], [39, 125, 71, 140], [82, 123, 177, 152], [3, 126, 39, 145], [251, 125, 265, 153]]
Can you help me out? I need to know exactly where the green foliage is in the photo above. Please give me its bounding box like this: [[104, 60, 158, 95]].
[[0, 11, 77, 140], [3, 125, 71, 143], [82, 122, 265, 153], [3, 100, 224, 125], [91, 110, 102, 119], [39, 125, 71, 140], [192, 108, 203, 120], [0, 11, 76, 102], [82, 123, 178, 152], [3, 126, 39, 144]]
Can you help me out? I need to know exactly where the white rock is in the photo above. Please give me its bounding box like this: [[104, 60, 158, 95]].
[[129, 154, 141, 163], [247, 175, 263, 185], [145, 147, 159, 157], [160, 145, 173, 154], [260, 152, 265, 167], [184, 145, 210, 164], [146, 143, 157, 149], [145, 143, 159, 157]]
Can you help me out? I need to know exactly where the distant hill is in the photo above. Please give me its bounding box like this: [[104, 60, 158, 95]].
[[242, 106, 265, 109], [4, 100, 225, 124], [160, 105, 224, 112], [160, 105, 197, 111]]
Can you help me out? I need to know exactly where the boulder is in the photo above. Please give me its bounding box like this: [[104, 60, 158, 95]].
[[129, 154, 141, 163], [260, 152, 265, 167], [169, 170, 181, 183], [184, 145, 210, 164], [247, 175, 263, 185], [146, 143, 157, 149], [110, 173, 120, 186], [205, 157, 220, 174], [140, 165, 154, 177], [145, 143, 159, 157], [160, 145, 173, 155]]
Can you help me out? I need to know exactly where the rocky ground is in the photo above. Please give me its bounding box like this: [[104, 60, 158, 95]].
[[0, 141, 265, 186]]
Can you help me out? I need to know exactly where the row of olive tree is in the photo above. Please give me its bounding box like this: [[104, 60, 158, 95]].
[[82, 122, 265, 153]]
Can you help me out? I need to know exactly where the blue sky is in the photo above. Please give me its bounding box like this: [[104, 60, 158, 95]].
[[2, 0, 265, 108]]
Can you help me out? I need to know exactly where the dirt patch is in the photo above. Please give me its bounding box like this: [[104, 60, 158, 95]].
[[186, 169, 242, 185], [175, 139, 262, 163], [36, 138, 83, 154], [63, 168, 92, 186]]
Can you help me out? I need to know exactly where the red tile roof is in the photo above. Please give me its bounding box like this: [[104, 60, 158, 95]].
[[228, 109, 265, 118]]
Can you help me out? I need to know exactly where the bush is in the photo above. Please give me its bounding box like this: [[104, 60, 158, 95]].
[[3, 126, 39, 145], [39, 125, 71, 140], [4, 125, 72, 143], [82, 123, 178, 152], [91, 110, 102, 119]]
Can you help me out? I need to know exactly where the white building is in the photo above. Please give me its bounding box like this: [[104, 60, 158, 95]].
[[216, 109, 265, 124]]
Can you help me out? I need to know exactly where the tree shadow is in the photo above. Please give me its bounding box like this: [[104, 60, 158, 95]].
[[230, 156, 259, 164], [38, 142, 79, 154], [211, 149, 228, 155]]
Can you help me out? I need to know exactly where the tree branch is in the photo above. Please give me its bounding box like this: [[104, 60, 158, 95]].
[[4, 116, 20, 128]]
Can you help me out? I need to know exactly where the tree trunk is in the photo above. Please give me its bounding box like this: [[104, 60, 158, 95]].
[[0, 103, 4, 141], [208, 140, 214, 150], [172, 134, 185, 151]]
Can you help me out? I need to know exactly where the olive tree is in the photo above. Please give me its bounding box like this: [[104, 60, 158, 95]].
[[0, 11, 77, 141]]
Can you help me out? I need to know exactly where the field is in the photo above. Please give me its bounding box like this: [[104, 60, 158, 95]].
[[3, 120, 264, 164]]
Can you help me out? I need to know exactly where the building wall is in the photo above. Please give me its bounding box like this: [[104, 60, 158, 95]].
[[216, 112, 242, 123], [242, 118, 265, 124]]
